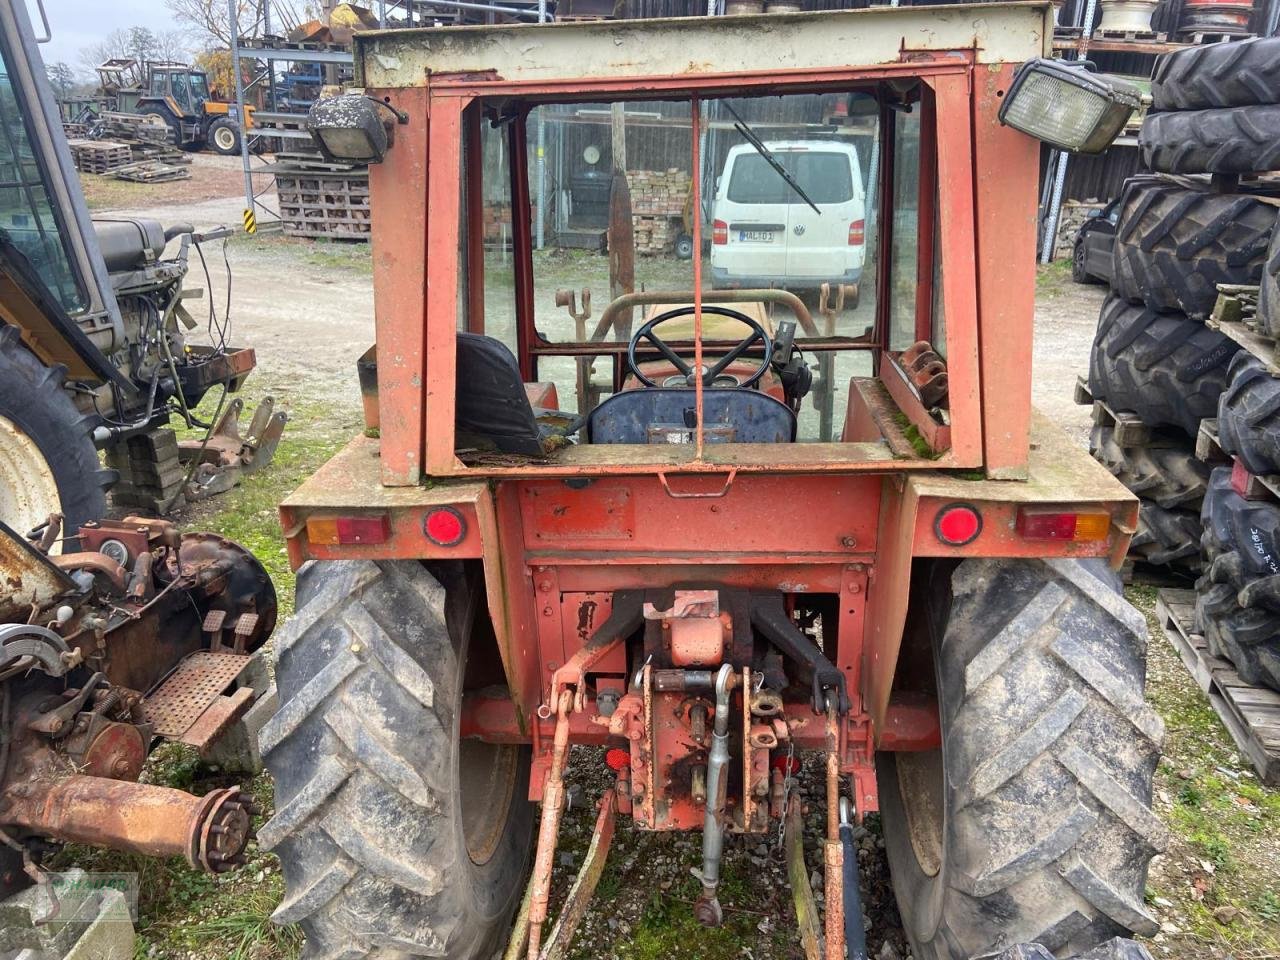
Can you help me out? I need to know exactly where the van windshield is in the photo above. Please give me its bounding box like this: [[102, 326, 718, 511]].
[[727, 150, 854, 205]]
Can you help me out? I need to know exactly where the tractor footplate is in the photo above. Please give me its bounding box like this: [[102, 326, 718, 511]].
[[143, 650, 254, 747]]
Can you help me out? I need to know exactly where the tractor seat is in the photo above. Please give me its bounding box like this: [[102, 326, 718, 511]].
[[586, 388, 796, 444], [456, 332, 554, 456]]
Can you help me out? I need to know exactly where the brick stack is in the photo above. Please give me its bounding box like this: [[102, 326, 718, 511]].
[[105, 427, 186, 512], [625, 169, 690, 255]]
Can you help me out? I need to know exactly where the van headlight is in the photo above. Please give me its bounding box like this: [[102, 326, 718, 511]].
[[998, 58, 1141, 155]]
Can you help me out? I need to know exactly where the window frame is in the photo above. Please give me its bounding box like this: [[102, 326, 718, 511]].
[[416, 63, 979, 478]]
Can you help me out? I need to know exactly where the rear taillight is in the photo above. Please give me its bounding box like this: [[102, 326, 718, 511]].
[[848, 219, 865, 245], [1016, 508, 1110, 541], [713, 219, 728, 245], [306, 514, 391, 545]]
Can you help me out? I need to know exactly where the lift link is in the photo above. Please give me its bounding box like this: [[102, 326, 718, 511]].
[[527, 689, 574, 960], [824, 695, 846, 960]]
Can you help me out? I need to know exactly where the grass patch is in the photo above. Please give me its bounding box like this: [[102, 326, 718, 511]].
[[1035, 258, 1074, 296]]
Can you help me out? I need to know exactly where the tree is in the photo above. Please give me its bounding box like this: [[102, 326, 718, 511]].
[[126, 26, 158, 64], [165, 0, 315, 47], [45, 62, 75, 99]]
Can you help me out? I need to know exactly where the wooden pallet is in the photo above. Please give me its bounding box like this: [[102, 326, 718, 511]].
[[1074, 376, 1184, 448], [1196, 418, 1280, 505], [1092, 27, 1167, 41], [276, 169, 372, 239], [67, 139, 132, 173], [112, 160, 191, 183], [1157, 588, 1280, 785], [1179, 30, 1252, 44]]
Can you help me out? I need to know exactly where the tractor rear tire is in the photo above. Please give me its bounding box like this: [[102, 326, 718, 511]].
[[1111, 177, 1276, 319], [1087, 295, 1237, 439], [0, 325, 110, 546], [259, 559, 533, 959], [1089, 425, 1209, 509], [1151, 37, 1280, 110], [879, 558, 1166, 960], [1139, 105, 1280, 176], [1257, 224, 1280, 338]]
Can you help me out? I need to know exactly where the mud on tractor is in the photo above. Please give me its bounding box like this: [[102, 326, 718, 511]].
[[266, 6, 1164, 959]]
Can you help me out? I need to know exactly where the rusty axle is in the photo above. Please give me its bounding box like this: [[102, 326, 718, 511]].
[[2, 775, 253, 872]]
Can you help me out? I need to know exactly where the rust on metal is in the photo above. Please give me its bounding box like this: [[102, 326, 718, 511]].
[[527, 690, 573, 960], [542, 789, 618, 959], [1, 775, 253, 872], [143, 651, 252, 739]]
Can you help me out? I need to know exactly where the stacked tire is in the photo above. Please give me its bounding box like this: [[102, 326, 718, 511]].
[[1111, 37, 1280, 691], [1196, 467, 1280, 692], [1088, 37, 1280, 580]]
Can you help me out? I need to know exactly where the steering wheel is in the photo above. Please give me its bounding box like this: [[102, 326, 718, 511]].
[[626, 306, 773, 389]]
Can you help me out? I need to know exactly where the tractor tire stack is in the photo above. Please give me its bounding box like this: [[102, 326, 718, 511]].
[[1100, 37, 1280, 691]]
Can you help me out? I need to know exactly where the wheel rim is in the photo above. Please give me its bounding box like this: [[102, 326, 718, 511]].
[[214, 126, 236, 151], [897, 750, 944, 877], [0, 415, 62, 551], [459, 739, 520, 865]]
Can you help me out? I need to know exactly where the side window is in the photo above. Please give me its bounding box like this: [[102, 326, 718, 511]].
[[0, 48, 87, 313], [887, 108, 921, 352]]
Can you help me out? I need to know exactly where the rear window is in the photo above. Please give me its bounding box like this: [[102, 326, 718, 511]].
[[726, 150, 854, 205]]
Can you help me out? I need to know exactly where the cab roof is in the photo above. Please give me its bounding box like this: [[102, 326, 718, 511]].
[[353, 2, 1051, 89]]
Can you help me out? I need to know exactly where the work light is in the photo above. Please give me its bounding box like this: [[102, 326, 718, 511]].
[[999, 58, 1140, 154], [307, 95, 406, 164]]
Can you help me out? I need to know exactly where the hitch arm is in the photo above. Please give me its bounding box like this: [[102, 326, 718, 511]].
[[749, 594, 850, 714]]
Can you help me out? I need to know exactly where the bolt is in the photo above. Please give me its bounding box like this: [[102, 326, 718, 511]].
[[542, 606, 553, 617], [350, 642, 363, 654], [538, 580, 552, 593], [112, 758, 132, 777], [841, 536, 856, 548]]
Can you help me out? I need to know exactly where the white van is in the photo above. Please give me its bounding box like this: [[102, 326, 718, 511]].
[[710, 140, 865, 294]]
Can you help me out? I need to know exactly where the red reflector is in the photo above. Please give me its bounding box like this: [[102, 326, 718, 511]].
[[306, 514, 390, 546], [1016, 509, 1110, 542], [424, 506, 466, 546], [605, 748, 631, 771], [712, 219, 728, 245], [848, 219, 865, 245], [934, 504, 982, 546]]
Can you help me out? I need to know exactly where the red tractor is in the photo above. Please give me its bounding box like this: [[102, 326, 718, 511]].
[[263, 6, 1162, 959]]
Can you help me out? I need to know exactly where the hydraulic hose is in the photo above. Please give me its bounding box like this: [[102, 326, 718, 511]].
[[839, 797, 868, 960]]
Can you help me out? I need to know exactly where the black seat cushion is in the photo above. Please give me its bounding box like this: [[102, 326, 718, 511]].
[[455, 332, 545, 455], [586, 388, 796, 444]]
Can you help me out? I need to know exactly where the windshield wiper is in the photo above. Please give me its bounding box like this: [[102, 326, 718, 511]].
[[722, 102, 821, 215]]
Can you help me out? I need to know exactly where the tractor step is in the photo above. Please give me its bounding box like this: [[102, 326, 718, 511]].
[[143, 650, 256, 748], [1156, 588, 1280, 785]]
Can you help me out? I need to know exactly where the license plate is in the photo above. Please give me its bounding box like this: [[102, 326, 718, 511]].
[[738, 230, 775, 242]]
